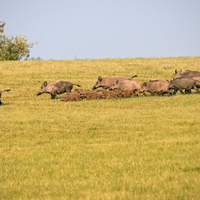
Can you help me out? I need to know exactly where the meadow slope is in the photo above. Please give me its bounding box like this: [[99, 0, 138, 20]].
[[1, 57, 200, 199]]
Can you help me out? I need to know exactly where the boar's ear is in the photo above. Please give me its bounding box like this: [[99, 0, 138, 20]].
[[98, 76, 102, 82], [175, 69, 177, 74], [44, 81, 47, 87], [116, 80, 119, 84], [143, 82, 147, 86]]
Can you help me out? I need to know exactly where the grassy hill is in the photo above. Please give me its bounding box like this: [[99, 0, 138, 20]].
[[1, 57, 200, 199]]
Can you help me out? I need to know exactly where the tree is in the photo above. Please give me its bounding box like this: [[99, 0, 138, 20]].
[[0, 21, 37, 61]]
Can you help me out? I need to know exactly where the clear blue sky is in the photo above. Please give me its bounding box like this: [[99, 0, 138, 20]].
[[1, 0, 200, 60]]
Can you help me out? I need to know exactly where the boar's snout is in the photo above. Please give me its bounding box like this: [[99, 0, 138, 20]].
[[92, 86, 96, 90], [37, 92, 41, 96]]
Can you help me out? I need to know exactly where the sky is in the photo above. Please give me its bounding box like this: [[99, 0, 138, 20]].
[[1, 0, 200, 60]]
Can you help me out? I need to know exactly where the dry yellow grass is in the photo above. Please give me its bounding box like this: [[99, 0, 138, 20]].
[[1, 56, 200, 199]]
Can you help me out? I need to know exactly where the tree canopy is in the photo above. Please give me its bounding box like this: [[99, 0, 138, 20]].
[[0, 21, 37, 61]]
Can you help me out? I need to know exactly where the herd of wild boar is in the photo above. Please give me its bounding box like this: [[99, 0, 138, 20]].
[[1, 69, 200, 104], [38, 69, 200, 102]]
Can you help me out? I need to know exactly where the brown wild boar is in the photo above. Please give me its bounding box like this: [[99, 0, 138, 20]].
[[110, 80, 145, 96], [92, 75, 137, 90], [61, 90, 81, 101], [174, 70, 200, 79], [142, 79, 172, 96], [85, 90, 100, 100], [37, 80, 81, 99], [105, 90, 120, 99], [119, 90, 137, 98], [168, 77, 200, 94]]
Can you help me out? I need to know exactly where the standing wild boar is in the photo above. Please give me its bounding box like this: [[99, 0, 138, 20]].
[[110, 80, 145, 96], [168, 77, 200, 94], [37, 80, 81, 99], [92, 75, 137, 90], [142, 79, 172, 96], [174, 70, 200, 79]]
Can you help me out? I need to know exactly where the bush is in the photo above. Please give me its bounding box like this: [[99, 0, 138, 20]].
[[0, 21, 37, 61]]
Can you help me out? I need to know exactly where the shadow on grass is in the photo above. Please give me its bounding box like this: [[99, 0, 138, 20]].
[[180, 167, 200, 173], [0, 101, 12, 106]]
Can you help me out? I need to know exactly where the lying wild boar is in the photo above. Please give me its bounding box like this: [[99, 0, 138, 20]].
[[92, 75, 137, 90], [60, 90, 81, 102], [119, 90, 138, 98], [110, 80, 145, 95], [174, 69, 200, 79], [142, 79, 171, 96], [37, 80, 81, 99], [168, 77, 200, 94]]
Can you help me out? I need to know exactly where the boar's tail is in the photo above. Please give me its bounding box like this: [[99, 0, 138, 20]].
[[130, 75, 137, 79], [73, 84, 81, 87], [2, 89, 11, 92], [0, 89, 10, 98]]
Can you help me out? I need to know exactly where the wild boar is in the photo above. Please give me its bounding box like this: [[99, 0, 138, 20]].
[[0, 89, 11, 98], [92, 75, 137, 90], [168, 77, 200, 94], [105, 90, 120, 99], [37, 80, 81, 99], [110, 79, 145, 96], [95, 90, 108, 99], [174, 70, 200, 79], [60, 90, 81, 102], [83, 90, 101, 100], [119, 90, 138, 98], [142, 79, 171, 96]]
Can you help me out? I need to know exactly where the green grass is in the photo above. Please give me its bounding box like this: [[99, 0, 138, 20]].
[[1, 57, 200, 199]]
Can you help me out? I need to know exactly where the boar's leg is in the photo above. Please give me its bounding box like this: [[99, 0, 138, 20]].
[[66, 88, 72, 93], [133, 90, 138, 96], [138, 90, 146, 96], [51, 94, 56, 99], [173, 88, 179, 94], [193, 86, 200, 94], [185, 89, 190, 94], [167, 91, 172, 96]]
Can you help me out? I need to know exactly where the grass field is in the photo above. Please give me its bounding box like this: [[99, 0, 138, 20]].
[[1, 57, 200, 199]]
